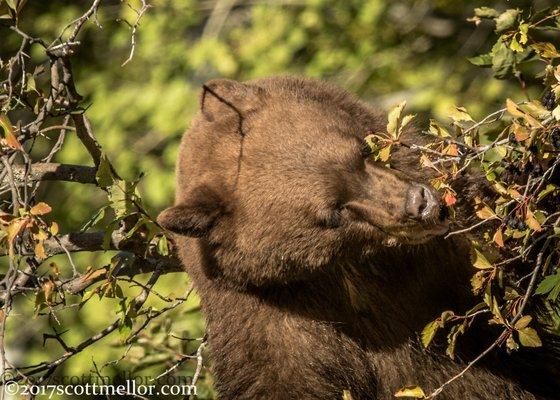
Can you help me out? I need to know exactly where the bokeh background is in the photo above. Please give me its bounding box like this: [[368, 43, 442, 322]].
[[1, 0, 557, 398]]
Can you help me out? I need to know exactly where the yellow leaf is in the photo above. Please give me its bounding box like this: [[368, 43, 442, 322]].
[[395, 386, 426, 398], [507, 188, 522, 200], [475, 204, 495, 220], [379, 145, 392, 162], [518, 327, 542, 347], [512, 123, 530, 141], [525, 210, 542, 232], [429, 119, 450, 137], [444, 144, 459, 156], [7, 218, 27, 245], [506, 99, 543, 128], [33, 228, 48, 241], [421, 320, 440, 348], [506, 99, 524, 118], [43, 280, 55, 303], [531, 42, 560, 59], [514, 315, 532, 330], [49, 222, 59, 236], [420, 154, 436, 169], [448, 106, 474, 122], [34, 242, 46, 260], [342, 390, 354, 400], [30, 202, 52, 216], [387, 101, 406, 140], [471, 248, 494, 270], [0, 114, 22, 150]]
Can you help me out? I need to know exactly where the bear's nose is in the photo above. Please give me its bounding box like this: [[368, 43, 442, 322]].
[[405, 184, 440, 220]]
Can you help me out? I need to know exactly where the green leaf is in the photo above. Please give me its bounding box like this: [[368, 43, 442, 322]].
[[491, 39, 516, 79], [4, 0, 16, 10], [518, 327, 542, 347], [495, 9, 520, 33], [468, 53, 492, 66], [474, 7, 499, 18], [421, 320, 440, 348], [119, 316, 133, 342], [96, 154, 114, 188], [535, 270, 560, 301], [509, 37, 523, 53], [394, 386, 426, 398], [108, 179, 137, 218], [157, 235, 169, 256], [34, 290, 47, 316], [80, 206, 108, 231]]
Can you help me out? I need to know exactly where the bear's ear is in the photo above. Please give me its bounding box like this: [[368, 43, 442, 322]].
[[157, 185, 224, 237], [200, 79, 265, 122]]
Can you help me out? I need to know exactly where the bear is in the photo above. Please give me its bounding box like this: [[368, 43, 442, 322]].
[[158, 76, 560, 399]]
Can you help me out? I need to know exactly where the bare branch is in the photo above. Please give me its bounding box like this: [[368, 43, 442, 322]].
[[1, 163, 97, 187]]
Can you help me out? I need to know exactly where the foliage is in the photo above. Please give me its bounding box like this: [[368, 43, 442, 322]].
[[365, 5, 560, 398]]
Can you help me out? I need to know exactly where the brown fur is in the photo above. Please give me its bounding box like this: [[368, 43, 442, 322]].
[[159, 77, 559, 399]]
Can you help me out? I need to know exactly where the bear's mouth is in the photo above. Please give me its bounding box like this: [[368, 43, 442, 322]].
[[382, 221, 449, 246]]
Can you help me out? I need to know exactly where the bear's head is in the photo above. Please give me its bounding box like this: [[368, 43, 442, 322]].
[[158, 77, 449, 286]]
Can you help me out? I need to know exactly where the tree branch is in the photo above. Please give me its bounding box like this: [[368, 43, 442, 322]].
[[1, 163, 97, 187]]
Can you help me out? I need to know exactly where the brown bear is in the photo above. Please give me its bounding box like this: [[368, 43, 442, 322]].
[[158, 77, 559, 399]]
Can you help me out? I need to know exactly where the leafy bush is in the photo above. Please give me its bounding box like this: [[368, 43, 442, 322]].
[[366, 6, 560, 398]]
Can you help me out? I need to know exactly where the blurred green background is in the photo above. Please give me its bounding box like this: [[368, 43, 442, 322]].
[[1, 0, 556, 398]]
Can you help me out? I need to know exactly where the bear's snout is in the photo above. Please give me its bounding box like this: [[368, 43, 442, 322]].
[[405, 184, 442, 222]]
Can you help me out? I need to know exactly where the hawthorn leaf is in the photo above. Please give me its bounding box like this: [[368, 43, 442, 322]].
[[30, 202, 52, 216], [474, 7, 499, 18], [492, 40, 516, 79], [518, 327, 542, 347], [514, 315, 532, 330], [421, 320, 440, 348], [395, 386, 426, 398], [495, 9, 520, 33], [471, 248, 494, 270]]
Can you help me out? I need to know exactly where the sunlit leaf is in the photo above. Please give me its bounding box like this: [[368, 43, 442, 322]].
[[518, 327, 542, 347], [421, 320, 440, 348], [471, 248, 494, 270], [492, 228, 504, 247], [448, 106, 474, 122], [30, 202, 52, 216], [474, 7, 499, 18], [492, 39, 516, 79], [0, 114, 21, 150], [387, 101, 406, 140], [535, 270, 560, 301], [531, 42, 560, 59], [395, 386, 426, 398], [342, 390, 353, 400], [514, 315, 532, 330], [428, 119, 450, 137], [378, 145, 392, 162], [495, 9, 520, 33]]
